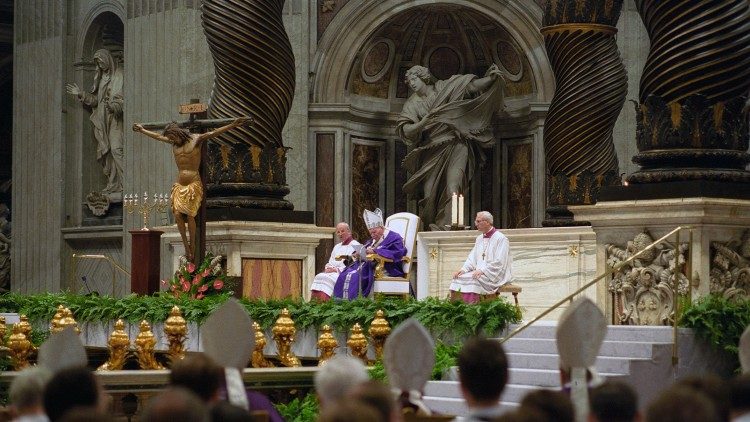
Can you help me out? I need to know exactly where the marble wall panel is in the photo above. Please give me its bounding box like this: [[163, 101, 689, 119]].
[[242, 258, 302, 300], [351, 140, 383, 242], [507, 142, 533, 229], [394, 141, 408, 213], [315, 133, 335, 273]]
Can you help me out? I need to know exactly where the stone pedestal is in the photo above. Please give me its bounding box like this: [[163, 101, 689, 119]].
[[571, 198, 750, 320], [159, 222, 333, 301], [417, 227, 598, 321], [129, 230, 163, 295]]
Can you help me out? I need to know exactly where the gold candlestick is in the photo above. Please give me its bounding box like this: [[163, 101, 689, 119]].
[[123, 192, 169, 230], [368, 310, 391, 361], [164, 306, 188, 365], [251, 322, 274, 368], [134, 320, 164, 370], [272, 309, 300, 367], [98, 319, 130, 371], [347, 323, 369, 364], [317, 325, 338, 366]]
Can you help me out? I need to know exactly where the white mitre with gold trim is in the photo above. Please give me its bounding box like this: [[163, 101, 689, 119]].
[[740, 324, 750, 373], [384, 318, 435, 415], [202, 298, 255, 410], [363, 208, 384, 229], [556, 297, 606, 422]]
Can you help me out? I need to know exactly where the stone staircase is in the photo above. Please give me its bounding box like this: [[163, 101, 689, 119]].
[[422, 321, 728, 418]]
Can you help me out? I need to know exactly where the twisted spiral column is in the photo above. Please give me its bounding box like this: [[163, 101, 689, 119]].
[[630, 0, 750, 183], [541, 1, 627, 226], [201, 0, 295, 209]]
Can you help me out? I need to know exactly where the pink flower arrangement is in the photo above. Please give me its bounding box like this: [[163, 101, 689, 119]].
[[167, 253, 232, 299]]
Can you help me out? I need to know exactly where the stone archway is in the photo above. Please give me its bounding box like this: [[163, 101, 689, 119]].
[[310, 0, 554, 242]]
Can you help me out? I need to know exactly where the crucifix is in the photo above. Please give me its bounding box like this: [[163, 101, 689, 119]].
[[133, 99, 252, 264]]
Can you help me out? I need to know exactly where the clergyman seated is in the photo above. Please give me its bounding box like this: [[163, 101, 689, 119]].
[[332, 208, 406, 300], [451, 211, 512, 303], [310, 222, 361, 301]]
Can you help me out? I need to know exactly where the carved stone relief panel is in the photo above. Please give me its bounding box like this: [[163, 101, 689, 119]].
[[606, 229, 689, 325], [709, 230, 750, 302]]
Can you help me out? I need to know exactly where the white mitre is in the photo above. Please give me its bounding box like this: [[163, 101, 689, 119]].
[[556, 297, 606, 422], [38, 327, 88, 373], [363, 208, 384, 229], [740, 324, 750, 373], [202, 298, 255, 410], [384, 318, 435, 415]]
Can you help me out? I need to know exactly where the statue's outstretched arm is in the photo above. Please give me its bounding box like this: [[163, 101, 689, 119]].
[[197, 117, 251, 143], [467, 64, 504, 95], [132, 124, 172, 144]]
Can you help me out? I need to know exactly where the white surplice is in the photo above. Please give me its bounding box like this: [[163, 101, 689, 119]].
[[449, 229, 512, 295], [310, 239, 361, 296]]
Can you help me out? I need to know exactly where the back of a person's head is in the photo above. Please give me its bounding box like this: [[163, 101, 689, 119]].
[[349, 380, 396, 422], [43, 366, 100, 422], [57, 407, 115, 422], [9, 367, 52, 413], [141, 387, 209, 422], [589, 381, 639, 422], [645, 385, 719, 422], [314, 355, 369, 407], [729, 374, 750, 419], [519, 389, 573, 422], [209, 401, 253, 422], [317, 400, 381, 422], [457, 337, 508, 403], [169, 353, 224, 403], [676, 374, 729, 421]]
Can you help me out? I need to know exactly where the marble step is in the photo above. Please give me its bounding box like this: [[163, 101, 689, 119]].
[[507, 352, 648, 374], [502, 337, 671, 358], [426, 381, 540, 403], [505, 322, 675, 343], [421, 396, 517, 418]]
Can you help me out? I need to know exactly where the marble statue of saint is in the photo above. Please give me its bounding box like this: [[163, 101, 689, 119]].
[[396, 64, 505, 229], [132, 118, 250, 261], [66, 49, 125, 194], [0, 204, 10, 292]]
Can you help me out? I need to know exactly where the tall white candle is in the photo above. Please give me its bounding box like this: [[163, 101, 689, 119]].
[[458, 194, 464, 226], [451, 192, 458, 225]]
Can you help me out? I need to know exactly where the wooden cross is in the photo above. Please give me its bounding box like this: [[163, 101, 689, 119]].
[[139, 99, 251, 264]]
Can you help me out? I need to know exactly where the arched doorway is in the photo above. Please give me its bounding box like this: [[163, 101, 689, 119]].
[[310, 1, 553, 241]]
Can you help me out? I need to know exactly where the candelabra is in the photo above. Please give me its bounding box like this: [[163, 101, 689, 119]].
[[123, 192, 169, 230]]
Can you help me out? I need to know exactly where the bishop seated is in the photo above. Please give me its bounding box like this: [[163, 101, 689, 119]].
[[310, 222, 361, 301], [333, 208, 407, 300], [451, 211, 513, 303]]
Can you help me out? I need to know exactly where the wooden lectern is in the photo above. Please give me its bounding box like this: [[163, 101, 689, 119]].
[[129, 230, 163, 295]]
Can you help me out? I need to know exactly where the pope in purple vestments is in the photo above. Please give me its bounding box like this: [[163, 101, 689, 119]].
[[333, 208, 407, 299]]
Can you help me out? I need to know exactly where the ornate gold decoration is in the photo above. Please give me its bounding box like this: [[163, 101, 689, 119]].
[[568, 245, 579, 257], [316, 325, 338, 366], [18, 315, 33, 340], [50, 305, 65, 333], [368, 254, 393, 279], [347, 323, 369, 364], [429, 248, 438, 260], [368, 310, 390, 361], [0, 316, 8, 351], [58, 308, 81, 334], [164, 306, 187, 365], [8, 324, 32, 370], [271, 308, 300, 367], [251, 321, 274, 368], [134, 320, 164, 370], [98, 319, 130, 371]]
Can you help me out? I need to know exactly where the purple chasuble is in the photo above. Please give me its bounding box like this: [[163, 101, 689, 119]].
[[333, 230, 406, 299]]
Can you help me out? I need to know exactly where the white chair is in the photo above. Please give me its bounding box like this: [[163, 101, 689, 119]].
[[370, 212, 421, 297]]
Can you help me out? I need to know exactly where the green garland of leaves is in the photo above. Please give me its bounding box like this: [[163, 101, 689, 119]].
[[0, 292, 521, 338], [680, 294, 750, 371]]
